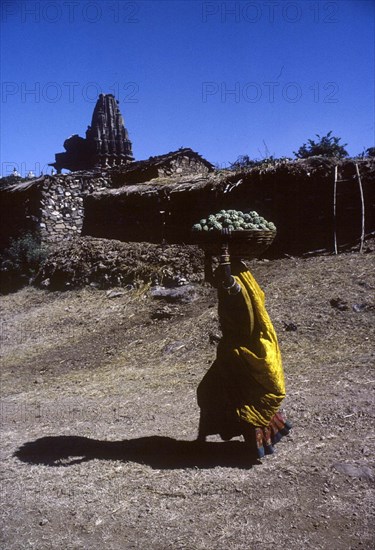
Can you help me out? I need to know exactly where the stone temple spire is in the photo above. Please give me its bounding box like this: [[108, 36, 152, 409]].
[[49, 94, 134, 173], [86, 94, 134, 166]]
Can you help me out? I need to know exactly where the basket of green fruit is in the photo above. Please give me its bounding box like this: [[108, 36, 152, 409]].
[[191, 209, 276, 258]]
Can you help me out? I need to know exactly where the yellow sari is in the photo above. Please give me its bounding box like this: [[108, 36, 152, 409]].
[[197, 265, 286, 439], [230, 269, 286, 427]]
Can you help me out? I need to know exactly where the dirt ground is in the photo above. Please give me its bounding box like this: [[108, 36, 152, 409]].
[[1, 248, 374, 549]]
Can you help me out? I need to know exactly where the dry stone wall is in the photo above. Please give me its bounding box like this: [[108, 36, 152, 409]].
[[40, 174, 111, 243], [39, 179, 83, 240], [1, 157, 374, 257], [0, 151, 213, 250], [0, 172, 111, 249], [156, 155, 212, 178]]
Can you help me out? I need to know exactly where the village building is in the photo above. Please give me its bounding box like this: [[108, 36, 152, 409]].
[[109, 148, 214, 186], [0, 94, 214, 248], [1, 93, 373, 256]]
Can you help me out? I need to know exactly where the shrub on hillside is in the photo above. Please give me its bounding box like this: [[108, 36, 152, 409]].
[[294, 131, 348, 159], [0, 233, 48, 293]]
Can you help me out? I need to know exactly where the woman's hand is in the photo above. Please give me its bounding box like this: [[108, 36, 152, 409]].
[[218, 241, 233, 288], [218, 229, 241, 294]]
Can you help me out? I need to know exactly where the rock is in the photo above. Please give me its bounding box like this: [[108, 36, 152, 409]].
[[150, 284, 198, 303], [333, 462, 374, 480], [352, 303, 371, 312]]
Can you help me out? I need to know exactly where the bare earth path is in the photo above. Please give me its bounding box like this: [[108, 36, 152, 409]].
[[1, 251, 374, 549]]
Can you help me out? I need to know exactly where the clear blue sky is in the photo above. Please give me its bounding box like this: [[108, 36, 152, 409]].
[[1, 0, 374, 176]]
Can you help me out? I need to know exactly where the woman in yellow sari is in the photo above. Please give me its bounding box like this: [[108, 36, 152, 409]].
[[197, 246, 291, 458]]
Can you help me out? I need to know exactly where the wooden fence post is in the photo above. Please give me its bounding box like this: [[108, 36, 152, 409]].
[[355, 163, 365, 253], [333, 165, 338, 254]]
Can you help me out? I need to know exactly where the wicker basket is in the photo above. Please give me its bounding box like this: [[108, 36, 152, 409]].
[[192, 229, 277, 259]]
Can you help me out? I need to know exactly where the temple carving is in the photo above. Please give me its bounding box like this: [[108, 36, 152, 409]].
[[50, 94, 134, 173]]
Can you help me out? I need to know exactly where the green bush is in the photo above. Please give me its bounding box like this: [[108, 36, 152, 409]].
[[294, 131, 348, 159], [0, 233, 49, 292]]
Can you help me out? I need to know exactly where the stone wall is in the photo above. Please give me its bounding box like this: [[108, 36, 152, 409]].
[[156, 155, 212, 178], [0, 172, 111, 249], [1, 157, 374, 257], [109, 149, 214, 187], [38, 173, 110, 243], [0, 151, 213, 249]]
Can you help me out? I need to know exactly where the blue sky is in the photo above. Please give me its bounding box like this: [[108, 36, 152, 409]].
[[1, 0, 374, 176]]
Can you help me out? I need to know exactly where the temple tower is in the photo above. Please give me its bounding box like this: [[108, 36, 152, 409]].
[[86, 94, 134, 167], [50, 94, 134, 173]]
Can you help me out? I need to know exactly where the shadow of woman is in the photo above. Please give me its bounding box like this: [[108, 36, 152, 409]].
[[14, 435, 260, 469]]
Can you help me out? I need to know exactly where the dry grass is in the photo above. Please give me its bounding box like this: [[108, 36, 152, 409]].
[[1, 249, 374, 549]]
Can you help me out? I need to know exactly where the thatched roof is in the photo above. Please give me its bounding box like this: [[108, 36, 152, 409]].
[[113, 147, 214, 173], [1, 176, 48, 193], [85, 157, 374, 200]]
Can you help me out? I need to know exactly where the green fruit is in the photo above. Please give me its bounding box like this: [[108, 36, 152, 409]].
[[193, 209, 276, 235]]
